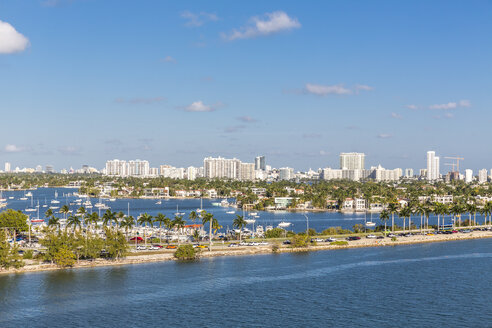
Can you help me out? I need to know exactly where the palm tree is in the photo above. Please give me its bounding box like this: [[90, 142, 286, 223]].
[[138, 213, 153, 247], [379, 210, 390, 236], [485, 202, 492, 226], [467, 203, 477, 227], [85, 212, 99, 233], [153, 213, 168, 244], [102, 209, 116, 229], [76, 206, 86, 218], [59, 205, 70, 221], [400, 206, 412, 232], [415, 204, 425, 233], [48, 216, 60, 233], [45, 208, 54, 220], [202, 212, 218, 251], [188, 210, 198, 223], [67, 215, 82, 234], [233, 215, 247, 242], [434, 203, 447, 231], [387, 202, 398, 232], [172, 216, 186, 246], [120, 216, 135, 240]]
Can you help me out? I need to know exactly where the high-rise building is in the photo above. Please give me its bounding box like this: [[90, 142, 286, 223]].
[[426, 151, 440, 181], [45, 165, 54, 173], [465, 169, 473, 183], [240, 163, 255, 181], [478, 169, 488, 184], [203, 157, 241, 179], [4, 162, 11, 173], [404, 168, 414, 178], [279, 167, 294, 180], [340, 153, 365, 170], [255, 156, 266, 171]]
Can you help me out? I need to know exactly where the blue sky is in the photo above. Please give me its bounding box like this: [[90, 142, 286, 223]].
[[0, 0, 491, 172]]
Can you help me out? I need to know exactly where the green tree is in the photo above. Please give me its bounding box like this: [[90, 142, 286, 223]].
[[137, 213, 153, 247], [201, 212, 218, 251], [54, 245, 76, 267], [232, 215, 247, 242]]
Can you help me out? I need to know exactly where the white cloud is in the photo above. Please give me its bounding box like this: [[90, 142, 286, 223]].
[[355, 84, 373, 93], [428, 100, 470, 110], [406, 104, 419, 110], [305, 83, 352, 96], [223, 11, 300, 41], [377, 133, 392, 139], [0, 20, 30, 54], [184, 101, 215, 112], [4, 144, 24, 152], [390, 112, 402, 119], [181, 11, 218, 27], [162, 56, 176, 63]]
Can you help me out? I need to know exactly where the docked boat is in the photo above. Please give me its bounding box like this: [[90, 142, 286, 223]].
[[25, 208, 36, 212], [245, 219, 256, 224], [277, 221, 292, 228], [249, 212, 258, 216], [226, 211, 235, 214], [365, 221, 376, 228]]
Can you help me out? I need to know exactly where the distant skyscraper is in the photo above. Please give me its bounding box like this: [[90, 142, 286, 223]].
[[478, 169, 488, 184], [4, 162, 11, 173], [279, 167, 294, 180], [255, 156, 266, 171], [465, 169, 473, 183], [339, 153, 365, 170], [404, 168, 414, 178], [426, 151, 440, 181], [45, 165, 54, 173]]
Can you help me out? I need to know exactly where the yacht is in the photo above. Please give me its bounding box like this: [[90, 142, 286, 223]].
[[245, 219, 256, 224], [249, 212, 258, 216], [277, 221, 292, 228], [226, 210, 235, 214], [155, 200, 162, 205]]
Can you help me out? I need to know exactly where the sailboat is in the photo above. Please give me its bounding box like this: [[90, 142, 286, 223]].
[[25, 195, 36, 212], [51, 191, 60, 204], [175, 204, 185, 216], [365, 212, 376, 228], [196, 198, 205, 213]]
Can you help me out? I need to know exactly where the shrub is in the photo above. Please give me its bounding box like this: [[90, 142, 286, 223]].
[[23, 250, 34, 259], [271, 243, 280, 253], [174, 245, 198, 260], [330, 241, 348, 246], [54, 246, 76, 268], [291, 234, 309, 248], [391, 237, 397, 242], [265, 228, 285, 239]]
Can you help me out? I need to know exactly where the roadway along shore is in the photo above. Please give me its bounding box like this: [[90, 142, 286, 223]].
[[2, 230, 492, 275]]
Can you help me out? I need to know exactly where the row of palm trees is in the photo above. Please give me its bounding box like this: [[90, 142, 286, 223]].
[[42, 207, 240, 251], [378, 201, 492, 233]]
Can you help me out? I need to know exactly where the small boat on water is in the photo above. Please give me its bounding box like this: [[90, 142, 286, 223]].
[[25, 208, 36, 212], [49, 206, 59, 210], [277, 221, 292, 228], [155, 200, 162, 205], [109, 198, 116, 202], [31, 219, 44, 223], [226, 211, 235, 214], [245, 219, 256, 224], [365, 221, 376, 228], [249, 212, 258, 216], [20, 197, 28, 201]]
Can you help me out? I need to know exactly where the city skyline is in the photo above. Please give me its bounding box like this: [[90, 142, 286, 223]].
[[1, 1, 491, 170]]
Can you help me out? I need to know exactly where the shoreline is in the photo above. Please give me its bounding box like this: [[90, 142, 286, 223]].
[[2, 230, 492, 276]]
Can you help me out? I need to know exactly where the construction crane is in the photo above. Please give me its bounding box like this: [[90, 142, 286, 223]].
[[445, 163, 457, 172], [444, 156, 464, 173]]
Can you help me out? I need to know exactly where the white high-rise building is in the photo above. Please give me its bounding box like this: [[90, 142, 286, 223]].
[[426, 151, 440, 181], [340, 153, 365, 170], [240, 163, 255, 181], [255, 156, 266, 171], [404, 168, 414, 178], [4, 162, 11, 173], [279, 167, 294, 180], [203, 157, 241, 179], [465, 169, 473, 183], [478, 169, 488, 184]]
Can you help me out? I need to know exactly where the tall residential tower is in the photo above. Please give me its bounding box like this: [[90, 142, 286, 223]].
[[426, 151, 440, 181]]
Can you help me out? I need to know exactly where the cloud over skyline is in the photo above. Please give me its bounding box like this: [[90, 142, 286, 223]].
[[222, 11, 300, 41]]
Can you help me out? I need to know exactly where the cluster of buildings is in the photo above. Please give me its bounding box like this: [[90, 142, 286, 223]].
[[2, 150, 492, 184]]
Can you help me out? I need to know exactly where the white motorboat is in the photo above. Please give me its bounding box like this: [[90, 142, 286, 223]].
[[277, 221, 292, 228], [365, 221, 376, 228], [245, 219, 256, 224], [226, 211, 235, 214]]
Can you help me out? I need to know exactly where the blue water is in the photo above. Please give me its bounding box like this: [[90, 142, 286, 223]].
[[1, 188, 485, 233], [1, 238, 492, 327]]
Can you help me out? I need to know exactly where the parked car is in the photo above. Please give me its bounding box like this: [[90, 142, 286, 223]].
[[346, 236, 361, 241], [311, 238, 324, 243], [366, 234, 377, 239], [325, 237, 337, 242], [152, 244, 163, 248], [166, 245, 177, 249], [283, 240, 292, 245], [228, 243, 239, 247]]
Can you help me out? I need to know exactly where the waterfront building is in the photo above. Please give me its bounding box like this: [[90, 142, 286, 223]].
[[240, 163, 255, 181], [203, 157, 241, 179], [465, 169, 473, 183], [160, 165, 185, 179], [106, 159, 128, 176], [426, 151, 440, 181], [255, 156, 266, 171], [478, 169, 488, 184], [404, 168, 414, 178], [4, 162, 11, 173], [279, 167, 294, 180], [340, 152, 365, 170]]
